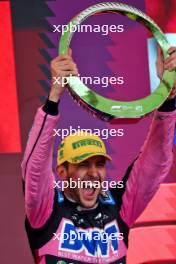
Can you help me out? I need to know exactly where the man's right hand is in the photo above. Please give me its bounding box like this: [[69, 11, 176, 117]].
[[49, 49, 79, 102], [156, 46, 176, 100]]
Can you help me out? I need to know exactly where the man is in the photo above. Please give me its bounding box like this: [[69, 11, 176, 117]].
[[22, 47, 176, 264]]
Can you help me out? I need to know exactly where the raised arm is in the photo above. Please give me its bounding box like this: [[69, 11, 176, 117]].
[[21, 50, 78, 228], [120, 46, 176, 227]]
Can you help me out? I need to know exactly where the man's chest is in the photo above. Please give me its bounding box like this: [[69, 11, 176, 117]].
[[26, 192, 128, 263], [36, 212, 127, 263]]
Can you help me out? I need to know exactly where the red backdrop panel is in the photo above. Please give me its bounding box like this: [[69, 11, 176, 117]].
[[0, 1, 21, 153]]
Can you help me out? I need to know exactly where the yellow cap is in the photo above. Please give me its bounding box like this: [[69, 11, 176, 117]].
[[57, 130, 112, 166]]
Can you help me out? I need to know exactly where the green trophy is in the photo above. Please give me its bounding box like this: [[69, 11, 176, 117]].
[[59, 2, 175, 121]]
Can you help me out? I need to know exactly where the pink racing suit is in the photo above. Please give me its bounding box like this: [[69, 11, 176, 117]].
[[21, 104, 176, 264]]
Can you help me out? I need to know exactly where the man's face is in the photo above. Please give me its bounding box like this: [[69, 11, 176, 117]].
[[58, 156, 106, 208]]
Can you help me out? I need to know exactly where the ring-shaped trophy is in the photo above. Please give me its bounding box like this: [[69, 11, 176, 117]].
[[59, 2, 175, 121]]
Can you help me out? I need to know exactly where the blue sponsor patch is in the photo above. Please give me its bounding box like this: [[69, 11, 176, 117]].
[[57, 191, 64, 203], [59, 219, 119, 257], [99, 191, 115, 205]]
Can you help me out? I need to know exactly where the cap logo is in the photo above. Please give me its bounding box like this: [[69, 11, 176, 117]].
[[59, 149, 64, 159], [72, 139, 102, 150]]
